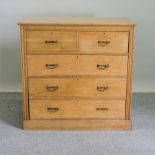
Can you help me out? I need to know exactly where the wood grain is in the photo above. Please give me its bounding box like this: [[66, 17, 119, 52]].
[[20, 26, 29, 120], [27, 55, 128, 76], [24, 119, 132, 130], [28, 77, 127, 98], [30, 99, 125, 119], [25, 25, 132, 32], [26, 31, 77, 54], [79, 32, 129, 54], [19, 17, 135, 130], [18, 17, 135, 26], [126, 27, 135, 119]]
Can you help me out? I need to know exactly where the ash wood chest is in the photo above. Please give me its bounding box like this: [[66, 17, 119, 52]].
[[19, 17, 135, 130]]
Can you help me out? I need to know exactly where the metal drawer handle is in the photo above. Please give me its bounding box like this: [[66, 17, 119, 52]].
[[97, 64, 109, 70], [97, 86, 109, 91], [98, 40, 110, 46], [46, 64, 58, 69], [46, 86, 58, 92], [47, 107, 59, 112], [96, 108, 108, 111], [45, 40, 58, 44]]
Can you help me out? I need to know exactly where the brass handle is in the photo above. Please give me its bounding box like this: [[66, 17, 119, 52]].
[[47, 107, 59, 112], [96, 108, 108, 111], [46, 64, 58, 69], [46, 86, 58, 92], [98, 40, 110, 46], [97, 86, 109, 91], [45, 40, 58, 44], [97, 64, 109, 70]]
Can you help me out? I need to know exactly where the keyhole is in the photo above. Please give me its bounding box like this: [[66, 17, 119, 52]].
[[77, 56, 78, 59]]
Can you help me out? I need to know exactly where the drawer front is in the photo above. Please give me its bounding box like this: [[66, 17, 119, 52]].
[[27, 55, 128, 76], [79, 32, 129, 54], [30, 99, 125, 119], [29, 78, 127, 98], [26, 31, 77, 54]]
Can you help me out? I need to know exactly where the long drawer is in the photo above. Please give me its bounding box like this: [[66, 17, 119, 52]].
[[26, 31, 77, 54], [27, 55, 128, 76], [29, 78, 127, 98], [30, 99, 126, 119]]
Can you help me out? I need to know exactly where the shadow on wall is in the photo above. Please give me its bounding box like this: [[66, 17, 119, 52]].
[[0, 40, 21, 92], [0, 93, 23, 128]]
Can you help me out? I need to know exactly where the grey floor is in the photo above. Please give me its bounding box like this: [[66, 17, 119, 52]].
[[0, 93, 155, 155]]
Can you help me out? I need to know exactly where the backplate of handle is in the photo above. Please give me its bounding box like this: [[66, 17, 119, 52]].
[[46, 64, 58, 69], [97, 86, 109, 91], [47, 107, 59, 112], [97, 64, 109, 70], [46, 86, 58, 92], [45, 40, 58, 44], [96, 108, 108, 111], [98, 40, 110, 46]]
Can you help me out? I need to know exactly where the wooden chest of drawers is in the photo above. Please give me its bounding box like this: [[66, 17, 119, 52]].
[[19, 17, 135, 130]]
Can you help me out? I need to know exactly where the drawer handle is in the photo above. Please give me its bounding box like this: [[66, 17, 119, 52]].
[[97, 86, 109, 91], [46, 64, 58, 69], [47, 107, 59, 112], [97, 64, 109, 70], [46, 86, 58, 92], [45, 40, 58, 44], [98, 40, 110, 46], [96, 108, 108, 111]]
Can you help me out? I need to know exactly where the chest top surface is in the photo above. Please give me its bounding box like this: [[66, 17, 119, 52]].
[[18, 17, 135, 26]]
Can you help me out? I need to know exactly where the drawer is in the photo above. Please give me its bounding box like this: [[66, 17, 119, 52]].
[[27, 55, 128, 76], [30, 99, 126, 119], [79, 32, 129, 54], [29, 78, 127, 98], [26, 31, 77, 54]]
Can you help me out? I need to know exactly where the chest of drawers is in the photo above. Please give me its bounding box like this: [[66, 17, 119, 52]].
[[19, 17, 135, 130]]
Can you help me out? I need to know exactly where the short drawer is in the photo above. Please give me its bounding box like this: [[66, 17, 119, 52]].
[[79, 32, 129, 54], [30, 99, 126, 119], [27, 55, 128, 76], [26, 31, 77, 54], [29, 77, 127, 98]]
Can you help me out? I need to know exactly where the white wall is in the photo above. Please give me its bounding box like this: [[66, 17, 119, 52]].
[[0, 0, 155, 92]]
